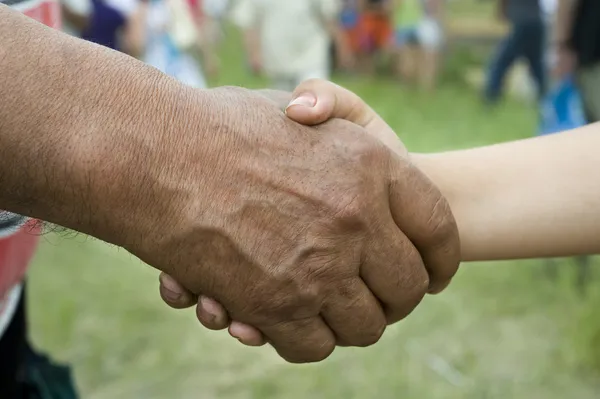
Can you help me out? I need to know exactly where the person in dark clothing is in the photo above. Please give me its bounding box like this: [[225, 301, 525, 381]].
[[554, 0, 600, 121], [485, 0, 547, 103], [547, 0, 600, 294]]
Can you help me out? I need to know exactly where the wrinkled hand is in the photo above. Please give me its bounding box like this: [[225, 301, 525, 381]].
[[158, 80, 461, 350]]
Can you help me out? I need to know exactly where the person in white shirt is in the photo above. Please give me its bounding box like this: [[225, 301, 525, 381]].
[[230, 0, 352, 91]]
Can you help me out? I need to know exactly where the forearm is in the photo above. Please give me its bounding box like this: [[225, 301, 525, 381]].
[[413, 124, 600, 261], [0, 6, 198, 246]]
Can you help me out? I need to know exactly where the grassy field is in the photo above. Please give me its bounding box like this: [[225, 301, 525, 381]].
[[27, 7, 600, 399]]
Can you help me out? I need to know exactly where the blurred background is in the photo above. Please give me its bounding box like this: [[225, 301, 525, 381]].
[[26, 0, 600, 397]]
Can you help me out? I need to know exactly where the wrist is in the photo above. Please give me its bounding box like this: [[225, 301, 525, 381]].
[[75, 68, 216, 251], [409, 152, 479, 261]]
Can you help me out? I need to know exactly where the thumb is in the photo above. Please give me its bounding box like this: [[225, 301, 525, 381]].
[[285, 79, 407, 157]]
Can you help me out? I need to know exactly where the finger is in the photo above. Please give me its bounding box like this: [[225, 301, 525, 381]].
[[285, 79, 405, 155], [159, 272, 197, 309], [229, 321, 267, 347], [260, 317, 336, 363], [285, 80, 460, 293], [321, 278, 386, 347], [286, 80, 460, 293], [387, 157, 461, 294], [196, 295, 230, 331], [361, 219, 429, 324]]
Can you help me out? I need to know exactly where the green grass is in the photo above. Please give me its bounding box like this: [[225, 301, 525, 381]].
[[27, 15, 600, 399]]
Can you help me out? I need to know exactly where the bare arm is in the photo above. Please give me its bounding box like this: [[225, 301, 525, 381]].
[[285, 80, 600, 263], [0, 5, 197, 244], [413, 124, 600, 261]]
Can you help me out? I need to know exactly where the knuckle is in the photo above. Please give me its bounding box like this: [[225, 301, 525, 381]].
[[298, 77, 326, 90], [301, 342, 335, 363], [346, 133, 382, 164], [425, 194, 457, 243], [332, 194, 365, 227], [276, 335, 335, 364], [312, 341, 336, 362], [253, 275, 322, 322], [385, 249, 428, 324], [396, 244, 430, 293], [355, 323, 386, 348]]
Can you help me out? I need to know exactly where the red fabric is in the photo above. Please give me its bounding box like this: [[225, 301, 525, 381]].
[[351, 12, 393, 53], [187, 0, 203, 21], [20, 0, 62, 29], [0, 223, 40, 299], [0, 0, 60, 298]]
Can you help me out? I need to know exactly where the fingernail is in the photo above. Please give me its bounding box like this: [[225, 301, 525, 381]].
[[286, 93, 317, 110], [159, 274, 182, 301], [200, 296, 220, 318]]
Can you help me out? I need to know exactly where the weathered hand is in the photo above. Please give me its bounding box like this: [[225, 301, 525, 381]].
[[158, 81, 460, 350]]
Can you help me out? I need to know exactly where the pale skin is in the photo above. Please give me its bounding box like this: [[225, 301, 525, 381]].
[[1, 6, 460, 363], [162, 79, 600, 346]]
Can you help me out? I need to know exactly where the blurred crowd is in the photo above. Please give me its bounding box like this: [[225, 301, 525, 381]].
[[58, 0, 600, 113], [228, 0, 447, 91], [59, 0, 448, 92], [60, 0, 229, 88]]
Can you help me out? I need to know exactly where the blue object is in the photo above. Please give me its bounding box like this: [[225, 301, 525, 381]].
[[539, 77, 587, 135], [340, 9, 359, 29], [82, 0, 128, 51]]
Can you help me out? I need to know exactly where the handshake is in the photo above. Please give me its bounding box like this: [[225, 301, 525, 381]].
[[149, 80, 461, 363], [4, 6, 598, 370]]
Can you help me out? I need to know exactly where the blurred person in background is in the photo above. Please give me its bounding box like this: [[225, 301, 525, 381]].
[[230, 0, 353, 91], [80, 0, 139, 53], [135, 0, 209, 88], [333, 0, 361, 72], [484, 0, 547, 104], [554, 0, 600, 122], [393, 0, 445, 91], [353, 0, 395, 74], [81, 0, 210, 88], [548, 0, 600, 292], [186, 0, 228, 78]]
